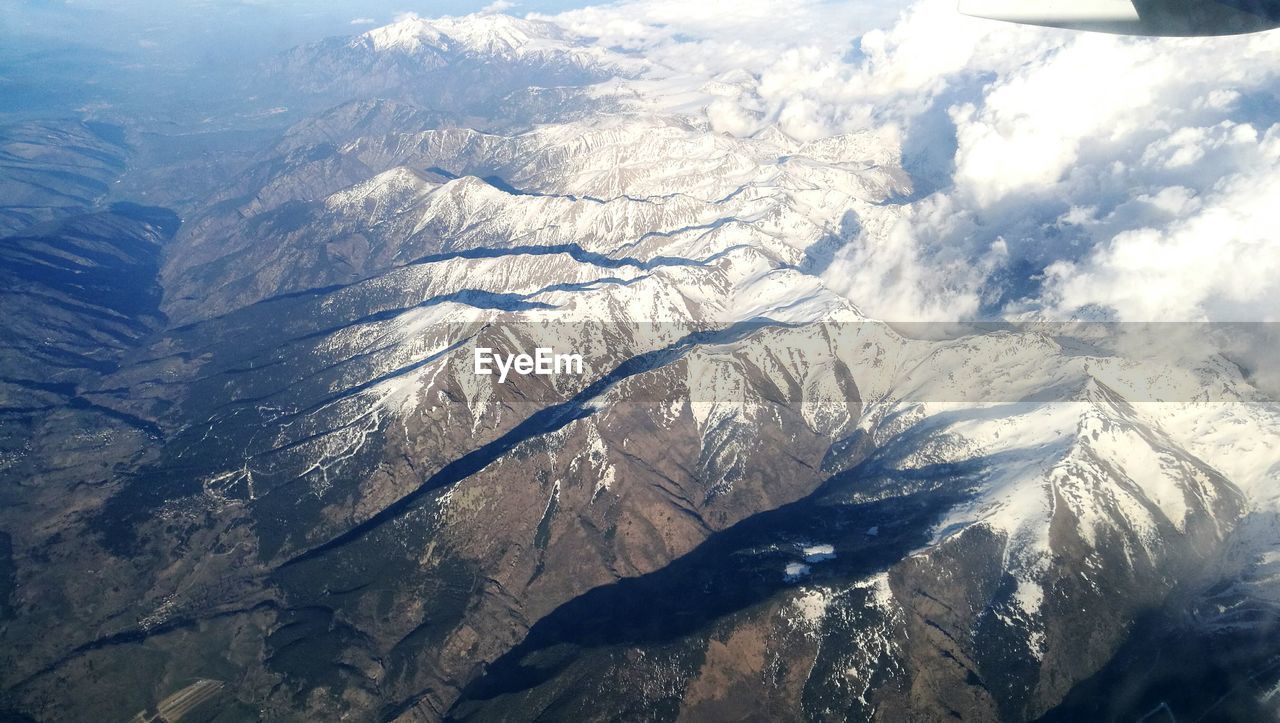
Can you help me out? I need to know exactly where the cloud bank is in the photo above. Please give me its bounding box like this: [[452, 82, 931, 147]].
[[543, 0, 1280, 324]]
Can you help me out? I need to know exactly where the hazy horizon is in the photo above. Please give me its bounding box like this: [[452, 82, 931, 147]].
[[0, 0, 600, 120]]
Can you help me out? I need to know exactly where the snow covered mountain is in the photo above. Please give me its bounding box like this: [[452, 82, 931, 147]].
[[265, 14, 629, 122], [2, 10, 1279, 723]]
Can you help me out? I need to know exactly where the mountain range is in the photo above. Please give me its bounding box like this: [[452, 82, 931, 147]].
[[1, 12, 1279, 722]]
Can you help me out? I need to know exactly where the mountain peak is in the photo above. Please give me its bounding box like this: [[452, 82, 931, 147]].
[[360, 15, 451, 53], [359, 13, 577, 58]]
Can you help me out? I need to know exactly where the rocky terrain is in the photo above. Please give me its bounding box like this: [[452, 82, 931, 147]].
[[1, 12, 1279, 723]]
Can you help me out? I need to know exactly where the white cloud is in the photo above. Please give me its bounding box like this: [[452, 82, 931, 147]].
[[951, 37, 1170, 206], [350, 17, 376, 26], [822, 195, 992, 321], [1044, 123, 1280, 321], [810, 3, 1280, 324], [542, 0, 906, 139]]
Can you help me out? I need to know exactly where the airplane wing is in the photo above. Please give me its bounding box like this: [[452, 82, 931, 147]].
[[959, 0, 1280, 35]]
